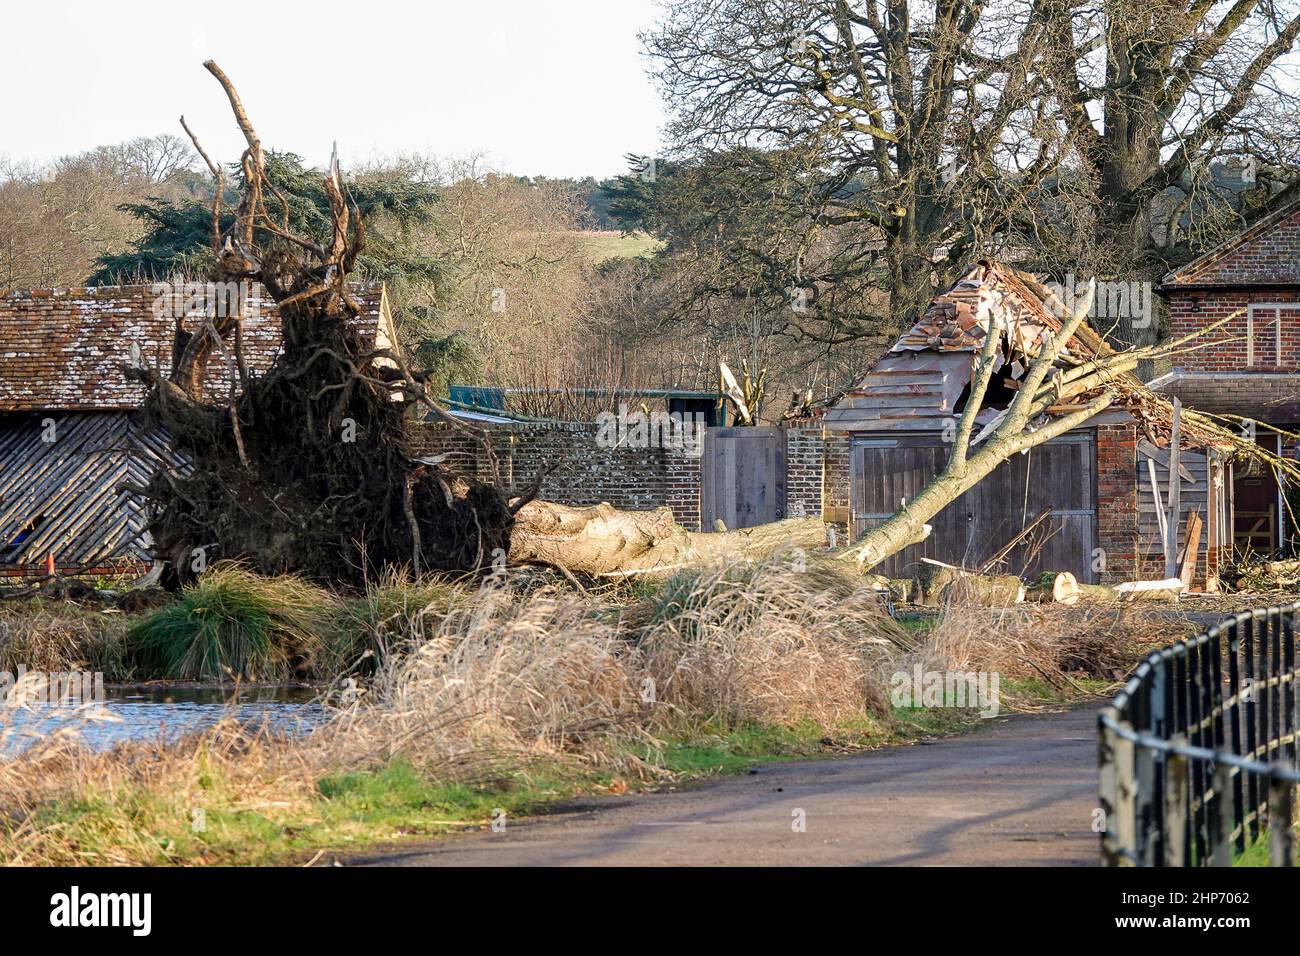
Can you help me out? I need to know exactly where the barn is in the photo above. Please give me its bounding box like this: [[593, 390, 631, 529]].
[[822, 261, 1235, 587], [0, 282, 397, 577], [1155, 194, 1300, 556]]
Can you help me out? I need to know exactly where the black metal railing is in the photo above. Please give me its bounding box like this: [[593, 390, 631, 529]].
[[1099, 604, 1300, 866]]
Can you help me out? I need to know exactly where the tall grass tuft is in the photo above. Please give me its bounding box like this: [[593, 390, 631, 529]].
[[635, 556, 906, 730], [328, 569, 467, 675], [324, 580, 647, 779], [127, 565, 337, 682]]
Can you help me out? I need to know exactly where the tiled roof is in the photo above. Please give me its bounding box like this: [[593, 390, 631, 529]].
[[889, 260, 1116, 363], [1160, 195, 1300, 288], [0, 282, 389, 411], [826, 260, 1147, 433]]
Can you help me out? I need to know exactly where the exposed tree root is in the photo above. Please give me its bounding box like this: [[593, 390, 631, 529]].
[[131, 62, 520, 588]]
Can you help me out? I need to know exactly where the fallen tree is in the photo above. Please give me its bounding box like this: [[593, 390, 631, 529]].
[[127, 62, 531, 587], [509, 501, 826, 576]]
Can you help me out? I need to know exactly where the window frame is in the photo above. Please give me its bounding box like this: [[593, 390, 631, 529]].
[[1246, 302, 1286, 367]]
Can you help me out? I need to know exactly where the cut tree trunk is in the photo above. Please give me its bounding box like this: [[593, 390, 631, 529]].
[[1027, 571, 1080, 603], [916, 560, 1025, 606], [1076, 583, 1120, 602], [1113, 578, 1186, 603], [1028, 571, 1120, 603], [508, 501, 827, 576]]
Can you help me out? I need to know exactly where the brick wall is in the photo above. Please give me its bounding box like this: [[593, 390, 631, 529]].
[[1096, 422, 1140, 583], [784, 423, 824, 519], [414, 421, 828, 532], [414, 421, 704, 527], [0, 560, 148, 580], [1166, 289, 1300, 373], [821, 429, 851, 543]]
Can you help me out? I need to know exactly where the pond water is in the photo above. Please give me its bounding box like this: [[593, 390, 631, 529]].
[[0, 687, 326, 755]]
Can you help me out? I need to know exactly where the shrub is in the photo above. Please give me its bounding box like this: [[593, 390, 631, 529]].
[[127, 565, 338, 681]]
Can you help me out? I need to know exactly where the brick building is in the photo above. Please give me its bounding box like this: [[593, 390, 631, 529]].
[[1156, 198, 1300, 555]]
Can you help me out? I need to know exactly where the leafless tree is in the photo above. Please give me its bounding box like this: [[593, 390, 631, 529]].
[[645, 0, 1300, 351]]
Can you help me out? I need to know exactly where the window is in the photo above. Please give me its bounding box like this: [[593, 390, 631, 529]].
[[1247, 303, 1284, 366]]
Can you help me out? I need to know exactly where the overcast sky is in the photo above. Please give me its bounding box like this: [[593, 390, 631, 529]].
[[0, 0, 667, 179]]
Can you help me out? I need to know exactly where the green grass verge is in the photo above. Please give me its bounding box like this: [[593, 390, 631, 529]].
[[10, 708, 992, 866], [1234, 823, 1299, 866]]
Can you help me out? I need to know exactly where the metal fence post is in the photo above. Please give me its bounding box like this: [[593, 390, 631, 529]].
[[1209, 761, 1234, 867], [1113, 728, 1138, 866], [1099, 714, 1122, 866], [1164, 742, 1190, 867], [1269, 769, 1295, 867], [1137, 660, 1162, 865]]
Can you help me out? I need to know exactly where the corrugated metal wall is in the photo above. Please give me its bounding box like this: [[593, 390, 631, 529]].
[[0, 411, 186, 567]]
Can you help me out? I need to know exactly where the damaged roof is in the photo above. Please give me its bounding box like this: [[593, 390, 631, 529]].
[[827, 261, 1133, 431], [826, 260, 1242, 452], [0, 282, 392, 412], [890, 260, 1117, 362]]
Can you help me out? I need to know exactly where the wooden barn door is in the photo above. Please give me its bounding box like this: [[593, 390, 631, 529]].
[[850, 430, 1098, 582], [701, 426, 787, 530]]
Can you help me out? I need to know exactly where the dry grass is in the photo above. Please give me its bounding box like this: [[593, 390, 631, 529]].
[[636, 559, 907, 729], [0, 602, 131, 676], [323, 556, 904, 775], [4, 559, 1183, 865], [921, 602, 1187, 690], [323, 582, 648, 779], [0, 556, 909, 864]]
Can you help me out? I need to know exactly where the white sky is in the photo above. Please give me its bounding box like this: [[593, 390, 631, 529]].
[[0, 0, 667, 179]]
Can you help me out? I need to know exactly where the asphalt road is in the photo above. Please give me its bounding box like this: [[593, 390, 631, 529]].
[[347, 703, 1103, 867]]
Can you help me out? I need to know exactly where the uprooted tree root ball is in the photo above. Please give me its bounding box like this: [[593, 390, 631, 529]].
[[124, 61, 528, 588], [136, 306, 516, 586]]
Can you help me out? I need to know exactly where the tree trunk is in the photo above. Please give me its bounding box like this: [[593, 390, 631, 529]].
[[509, 501, 826, 577]]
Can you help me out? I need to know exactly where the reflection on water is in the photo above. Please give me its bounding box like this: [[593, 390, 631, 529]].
[[0, 687, 325, 754]]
